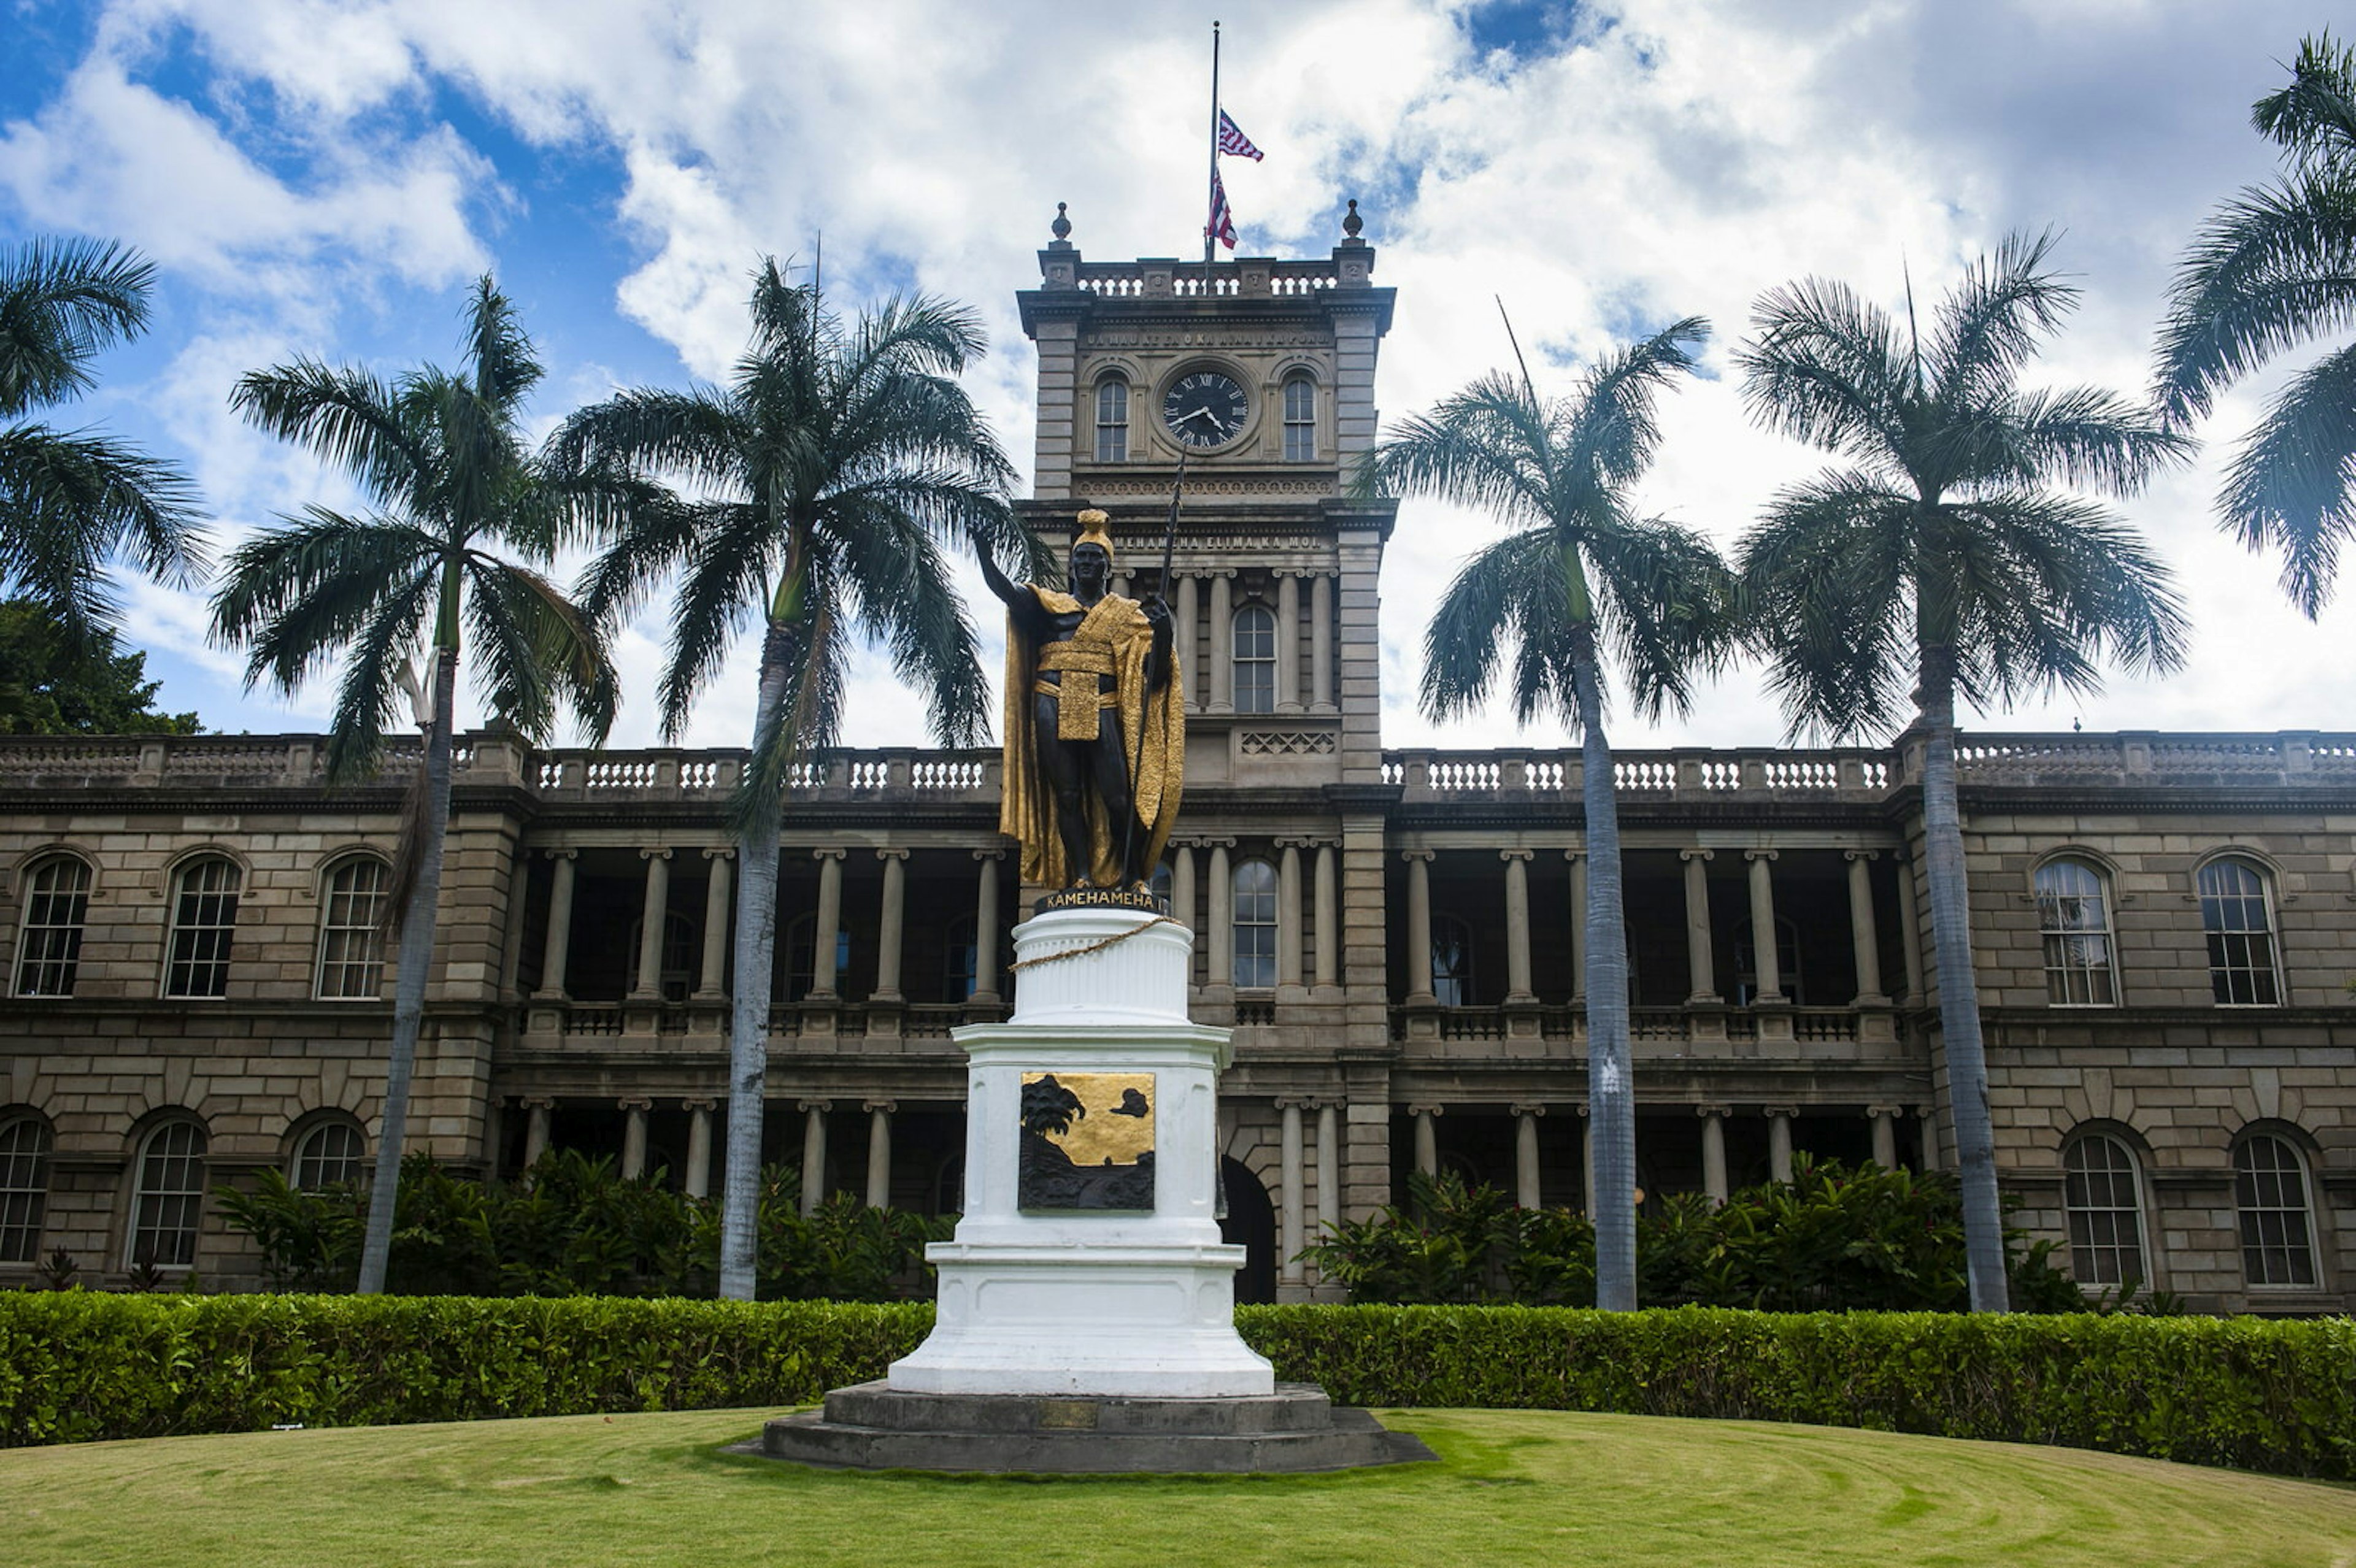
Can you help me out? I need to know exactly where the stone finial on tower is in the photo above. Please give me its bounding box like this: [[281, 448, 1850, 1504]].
[[1052, 202, 1073, 242], [1341, 198, 1363, 240]]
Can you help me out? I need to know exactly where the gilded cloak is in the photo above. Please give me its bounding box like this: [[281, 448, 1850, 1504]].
[[1000, 586, 1185, 888]]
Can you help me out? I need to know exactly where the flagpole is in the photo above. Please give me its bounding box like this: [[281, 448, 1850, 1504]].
[[1204, 21, 1221, 269]]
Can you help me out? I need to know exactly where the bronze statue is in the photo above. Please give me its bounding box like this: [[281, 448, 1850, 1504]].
[[982, 510, 1184, 891]]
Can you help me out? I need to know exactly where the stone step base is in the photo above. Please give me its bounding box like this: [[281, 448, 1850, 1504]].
[[749, 1381, 1436, 1474]]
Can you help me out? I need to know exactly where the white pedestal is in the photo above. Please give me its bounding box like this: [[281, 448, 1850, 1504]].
[[887, 905, 1274, 1398]]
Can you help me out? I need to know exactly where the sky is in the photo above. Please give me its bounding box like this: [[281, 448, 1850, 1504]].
[[1, 0, 2346, 756]]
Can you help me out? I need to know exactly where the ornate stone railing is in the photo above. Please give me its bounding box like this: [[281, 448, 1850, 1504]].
[[1071, 257, 1347, 300], [1952, 732, 2356, 788], [1379, 748, 1895, 801]]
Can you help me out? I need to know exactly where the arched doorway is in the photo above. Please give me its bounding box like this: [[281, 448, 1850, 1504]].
[[1219, 1156, 1277, 1303]]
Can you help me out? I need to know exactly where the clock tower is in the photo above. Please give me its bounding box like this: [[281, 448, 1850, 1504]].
[[1015, 205, 1403, 1250]]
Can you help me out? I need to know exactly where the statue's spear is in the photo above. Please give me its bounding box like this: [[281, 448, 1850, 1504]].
[[1123, 447, 1187, 888]]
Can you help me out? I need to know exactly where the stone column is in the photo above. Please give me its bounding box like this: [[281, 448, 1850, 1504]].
[[1746, 850, 1785, 1002], [1309, 572, 1334, 713], [1207, 842, 1234, 988], [521, 1096, 554, 1169], [1403, 850, 1436, 1006], [695, 848, 733, 1001], [1276, 570, 1302, 712], [534, 851, 577, 1001], [1766, 1105, 1796, 1183], [631, 848, 672, 1001], [1915, 1104, 1940, 1171], [1681, 848, 1719, 1002], [1565, 850, 1588, 1002], [1846, 850, 1888, 1005], [620, 1096, 652, 1180], [1411, 1104, 1441, 1179], [683, 1097, 715, 1200], [1315, 1102, 1341, 1234], [1895, 854, 1925, 1006], [799, 1099, 831, 1216], [871, 848, 908, 1003], [865, 1101, 895, 1209], [1512, 1104, 1544, 1208], [1278, 1098, 1306, 1288], [1208, 569, 1234, 713], [1171, 842, 1197, 933], [809, 850, 845, 1000], [1312, 843, 1339, 990], [1699, 1105, 1730, 1204], [1502, 850, 1535, 1004], [1277, 841, 1305, 993], [1869, 1104, 1900, 1170], [1175, 572, 1201, 711], [969, 850, 1004, 1005]]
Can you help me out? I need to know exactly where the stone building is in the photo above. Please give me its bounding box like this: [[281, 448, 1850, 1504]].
[[1, 227, 2350, 1313]]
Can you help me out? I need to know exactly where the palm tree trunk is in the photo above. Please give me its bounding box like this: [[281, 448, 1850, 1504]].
[[355, 645, 457, 1295], [716, 625, 796, 1301], [1571, 623, 1637, 1311], [1916, 645, 2009, 1312]]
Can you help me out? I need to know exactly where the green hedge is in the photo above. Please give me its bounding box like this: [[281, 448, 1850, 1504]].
[[5, 1295, 2351, 1478]]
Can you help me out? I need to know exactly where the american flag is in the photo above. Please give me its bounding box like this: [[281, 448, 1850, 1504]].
[[1217, 109, 1264, 161], [1206, 168, 1239, 250]]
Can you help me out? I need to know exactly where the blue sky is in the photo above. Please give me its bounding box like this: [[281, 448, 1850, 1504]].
[[2, 0, 2346, 753]]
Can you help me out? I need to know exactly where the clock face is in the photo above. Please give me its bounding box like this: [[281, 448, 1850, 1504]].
[[1161, 370, 1249, 449]]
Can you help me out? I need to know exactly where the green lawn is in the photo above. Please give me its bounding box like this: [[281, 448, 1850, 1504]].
[[9, 1407, 2354, 1567]]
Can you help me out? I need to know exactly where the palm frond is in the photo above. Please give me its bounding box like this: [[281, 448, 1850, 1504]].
[[1735, 472, 1917, 741], [1360, 372, 1553, 521], [208, 507, 440, 694], [231, 359, 435, 505], [2217, 339, 2356, 616], [1927, 229, 2076, 411], [1736, 275, 1909, 467], [2252, 31, 2356, 171], [0, 236, 157, 417], [462, 555, 618, 744], [1588, 510, 1741, 722], [1419, 528, 1563, 724], [1558, 317, 1711, 491], [0, 425, 207, 633], [2152, 177, 2356, 424], [655, 501, 782, 739], [460, 275, 544, 413], [1952, 384, 2194, 494], [825, 494, 989, 748], [322, 576, 441, 782]]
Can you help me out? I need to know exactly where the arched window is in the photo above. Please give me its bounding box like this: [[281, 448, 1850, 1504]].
[[14, 855, 91, 997], [783, 914, 852, 1002], [2198, 857, 2281, 1005], [164, 856, 241, 999], [129, 1120, 207, 1268], [2062, 1133, 2147, 1288], [944, 913, 978, 1001], [1432, 913, 1474, 1008], [1233, 603, 1276, 714], [0, 1115, 53, 1264], [315, 856, 390, 1000], [1094, 376, 1129, 462], [290, 1120, 365, 1189], [1281, 374, 1317, 462], [2035, 858, 2117, 1005], [2235, 1133, 2318, 1288], [1233, 858, 1278, 988]]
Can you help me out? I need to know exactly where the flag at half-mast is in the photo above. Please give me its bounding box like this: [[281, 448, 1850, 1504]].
[[1217, 109, 1265, 161], [1206, 167, 1239, 251]]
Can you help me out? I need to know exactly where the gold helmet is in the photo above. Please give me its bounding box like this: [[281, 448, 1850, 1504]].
[[1072, 509, 1115, 570]]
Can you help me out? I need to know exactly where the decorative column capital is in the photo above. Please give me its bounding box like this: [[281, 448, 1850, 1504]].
[[702, 845, 735, 863], [876, 847, 909, 863], [1305, 1096, 1345, 1111], [1844, 848, 1880, 864], [1274, 1094, 1311, 1111], [1406, 1102, 1445, 1119], [862, 1099, 898, 1115], [1274, 836, 1315, 851], [543, 848, 577, 863], [971, 847, 1006, 863], [1761, 1103, 1798, 1120], [1866, 1103, 1903, 1119], [1744, 848, 1780, 864], [1509, 1102, 1547, 1119], [1696, 1103, 1732, 1120], [797, 1097, 834, 1113], [1399, 848, 1434, 864], [1499, 849, 1534, 864], [812, 847, 848, 863], [682, 1097, 718, 1113], [639, 847, 672, 863], [1562, 848, 1587, 865], [617, 1095, 654, 1113], [518, 1094, 556, 1111], [1679, 847, 1714, 864]]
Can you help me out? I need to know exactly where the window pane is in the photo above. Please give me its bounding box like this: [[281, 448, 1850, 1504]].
[[2235, 1135, 2317, 1288], [317, 858, 390, 999], [1433, 916, 1473, 1009], [2035, 859, 2115, 1005], [132, 1121, 207, 1268], [15, 856, 91, 997], [2063, 1135, 2146, 1288], [1233, 859, 1277, 988], [166, 859, 241, 999], [0, 1117, 52, 1264], [1095, 379, 1128, 463], [291, 1122, 364, 1189], [2198, 859, 2279, 1005], [1282, 377, 1315, 462], [1234, 605, 1276, 714]]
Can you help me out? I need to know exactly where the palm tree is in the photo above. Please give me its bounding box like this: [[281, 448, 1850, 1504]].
[[550, 261, 1038, 1301], [1355, 318, 1734, 1312], [212, 277, 620, 1295], [1, 236, 206, 638], [2154, 32, 2356, 617], [1734, 232, 2191, 1311]]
